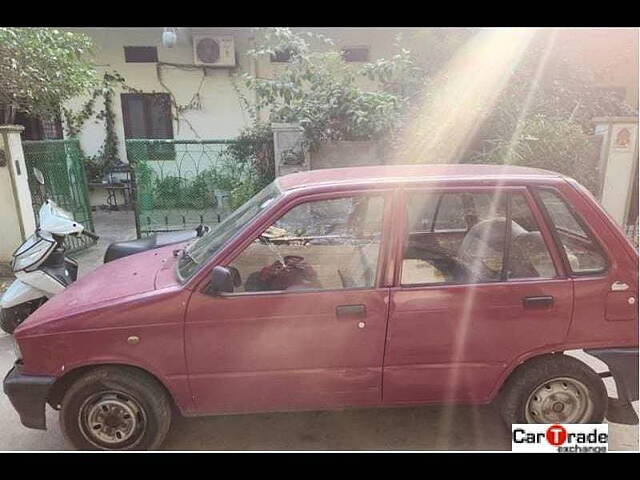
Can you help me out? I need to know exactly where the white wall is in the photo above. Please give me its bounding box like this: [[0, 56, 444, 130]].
[[65, 28, 437, 162], [598, 120, 639, 225], [65, 28, 256, 164], [0, 138, 24, 262], [0, 128, 37, 263], [63, 28, 436, 206]]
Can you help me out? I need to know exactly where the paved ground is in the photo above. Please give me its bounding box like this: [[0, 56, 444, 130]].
[[0, 210, 637, 451]]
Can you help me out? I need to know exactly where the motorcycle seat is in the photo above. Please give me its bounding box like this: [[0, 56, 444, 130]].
[[104, 229, 199, 263]]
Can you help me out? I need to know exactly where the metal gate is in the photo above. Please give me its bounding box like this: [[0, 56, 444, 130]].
[[22, 139, 96, 252], [126, 138, 268, 238]]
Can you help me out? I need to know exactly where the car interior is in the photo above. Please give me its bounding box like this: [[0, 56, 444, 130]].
[[227, 196, 385, 293], [401, 192, 557, 285]]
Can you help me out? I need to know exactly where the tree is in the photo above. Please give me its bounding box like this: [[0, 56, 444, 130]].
[[464, 29, 635, 193], [237, 28, 424, 150], [224, 28, 430, 207], [0, 27, 96, 125]]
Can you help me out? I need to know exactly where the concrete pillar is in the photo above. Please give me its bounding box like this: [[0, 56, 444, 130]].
[[593, 116, 638, 226], [271, 122, 309, 177], [0, 125, 37, 265]]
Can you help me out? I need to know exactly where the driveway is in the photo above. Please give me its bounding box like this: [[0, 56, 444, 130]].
[[0, 210, 637, 451]]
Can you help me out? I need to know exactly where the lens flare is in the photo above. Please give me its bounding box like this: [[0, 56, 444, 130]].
[[391, 28, 538, 165], [391, 28, 560, 443]]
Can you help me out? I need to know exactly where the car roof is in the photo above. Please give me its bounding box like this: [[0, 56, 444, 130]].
[[276, 164, 563, 191]]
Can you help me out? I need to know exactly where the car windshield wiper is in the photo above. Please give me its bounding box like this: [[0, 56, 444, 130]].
[[174, 247, 198, 264]]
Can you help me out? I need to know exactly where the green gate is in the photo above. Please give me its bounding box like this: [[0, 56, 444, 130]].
[[22, 139, 96, 252], [126, 139, 265, 238]]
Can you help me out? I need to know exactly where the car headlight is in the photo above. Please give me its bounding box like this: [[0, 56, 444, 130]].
[[11, 336, 22, 361]]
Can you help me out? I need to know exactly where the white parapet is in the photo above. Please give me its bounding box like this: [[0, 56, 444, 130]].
[[0, 125, 36, 264], [593, 116, 639, 226]]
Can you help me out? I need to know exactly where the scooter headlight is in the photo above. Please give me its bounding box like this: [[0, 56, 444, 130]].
[[12, 236, 56, 272]]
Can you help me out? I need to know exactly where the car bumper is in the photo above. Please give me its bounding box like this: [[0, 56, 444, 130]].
[[3, 363, 55, 430], [585, 347, 639, 425]]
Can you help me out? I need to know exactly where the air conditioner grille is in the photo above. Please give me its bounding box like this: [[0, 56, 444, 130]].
[[196, 38, 221, 64]]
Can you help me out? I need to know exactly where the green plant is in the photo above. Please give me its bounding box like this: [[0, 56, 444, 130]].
[[469, 115, 601, 194], [185, 172, 215, 210], [227, 28, 428, 206], [153, 176, 184, 209], [462, 30, 635, 194], [0, 28, 96, 124], [238, 28, 422, 151], [63, 71, 126, 180], [150, 173, 217, 210], [214, 124, 275, 209]]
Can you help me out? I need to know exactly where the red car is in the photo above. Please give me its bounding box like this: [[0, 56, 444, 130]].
[[4, 164, 638, 450]]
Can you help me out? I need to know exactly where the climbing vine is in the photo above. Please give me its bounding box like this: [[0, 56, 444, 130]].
[[62, 71, 126, 181], [61, 60, 215, 184]]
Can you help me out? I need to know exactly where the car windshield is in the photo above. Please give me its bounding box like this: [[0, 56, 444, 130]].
[[176, 182, 282, 282]]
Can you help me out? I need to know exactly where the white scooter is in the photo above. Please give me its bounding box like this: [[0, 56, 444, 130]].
[[0, 168, 99, 334]]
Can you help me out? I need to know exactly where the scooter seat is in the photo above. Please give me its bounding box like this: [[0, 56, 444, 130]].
[[104, 230, 199, 263]]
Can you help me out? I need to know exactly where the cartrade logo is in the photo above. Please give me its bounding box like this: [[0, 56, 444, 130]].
[[512, 424, 608, 453], [546, 424, 567, 446]]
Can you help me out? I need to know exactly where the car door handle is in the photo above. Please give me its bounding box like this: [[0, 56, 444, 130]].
[[523, 296, 554, 309], [336, 304, 366, 319]]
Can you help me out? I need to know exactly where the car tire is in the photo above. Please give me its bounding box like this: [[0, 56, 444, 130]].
[[497, 354, 607, 426], [60, 367, 172, 451]]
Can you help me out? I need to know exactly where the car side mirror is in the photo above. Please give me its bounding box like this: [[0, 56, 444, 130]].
[[208, 266, 235, 295]]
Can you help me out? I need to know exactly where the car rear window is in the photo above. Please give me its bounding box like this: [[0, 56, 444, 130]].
[[537, 189, 607, 274]]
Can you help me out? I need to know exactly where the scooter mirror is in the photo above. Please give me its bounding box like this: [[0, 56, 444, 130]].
[[33, 168, 45, 185]]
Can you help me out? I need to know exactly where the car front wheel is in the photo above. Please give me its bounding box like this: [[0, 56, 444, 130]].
[[60, 367, 172, 450]]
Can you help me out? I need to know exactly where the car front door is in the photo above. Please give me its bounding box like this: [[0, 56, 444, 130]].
[[383, 186, 574, 405], [184, 191, 393, 415]]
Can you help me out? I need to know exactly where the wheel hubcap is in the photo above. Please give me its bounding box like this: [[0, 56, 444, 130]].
[[525, 377, 593, 423], [79, 391, 146, 448]]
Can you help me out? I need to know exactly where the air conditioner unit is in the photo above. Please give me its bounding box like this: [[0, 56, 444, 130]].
[[193, 35, 236, 67]]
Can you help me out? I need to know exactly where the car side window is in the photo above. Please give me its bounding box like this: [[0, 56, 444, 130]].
[[507, 193, 557, 279], [433, 194, 466, 231], [227, 196, 385, 293], [401, 191, 558, 286], [537, 189, 607, 274], [401, 192, 508, 285]]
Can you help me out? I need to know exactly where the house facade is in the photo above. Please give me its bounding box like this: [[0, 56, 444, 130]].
[[58, 27, 433, 163], [13, 27, 639, 228], [21, 28, 635, 157]]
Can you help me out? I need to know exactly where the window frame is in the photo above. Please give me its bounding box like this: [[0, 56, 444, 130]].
[[532, 186, 610, 277], [211, 189, 395, 297], [13, 111, 63, 140], [121, 93, 174, 140], [394, 186, 566, 289], [121, 92, 175, 160]]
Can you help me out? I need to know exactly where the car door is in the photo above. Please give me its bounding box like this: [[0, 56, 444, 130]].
[[535, 184, 639, 344], [383, 186, 574, 405], [184, 190, 393, 415]]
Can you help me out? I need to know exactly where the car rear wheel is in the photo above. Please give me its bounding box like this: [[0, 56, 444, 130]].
[[60, 367, 172, 450], [497, 354, 607, 426]]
